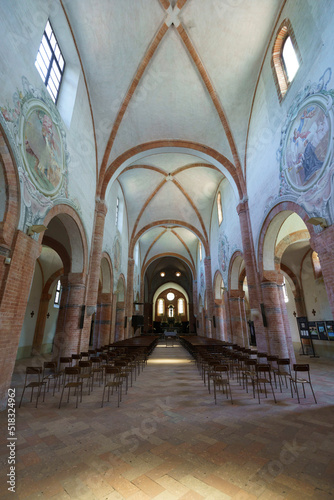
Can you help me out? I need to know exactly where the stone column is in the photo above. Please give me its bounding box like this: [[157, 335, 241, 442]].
[[237, 199, 268, 351], [310, 225, 334, 318], [192, 280, 198, 333], [261, 271, 289, 358], [81, 199, 108, 348], [214, 300, 223, 340], [0, 230, 41, 410], [204, 257, 214, 338], [53, 272, 86, 358], [125, 258, 135, 339], [32, 291, 52, 354]]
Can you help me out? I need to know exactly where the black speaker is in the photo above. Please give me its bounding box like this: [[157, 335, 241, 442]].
[[260, 303, 267, 327], [79, 305, 85, 329], [124, 316, 127, 328], [132, 315, 144, 329], [212, 315, 216, 328]]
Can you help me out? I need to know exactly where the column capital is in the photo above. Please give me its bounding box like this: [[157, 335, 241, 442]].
[[95, 198, 108, 216], [229, 289, 245, 299], [236, 197, 249, 215], [309, 224, 334, 256]]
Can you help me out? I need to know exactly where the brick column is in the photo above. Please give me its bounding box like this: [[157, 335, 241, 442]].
[[115, 301, 125, 341], [310, 225, 334, 318], [0, 230, 40, 410], [32, 292, 52, 353], [261, 271, 289, 358], [192, 280, 198, 333], [97, 293, 112, 346], [81, 199, 108, 348], [204, 257, 214, 338], [110, 292, 117, 343], [214, 300, 223, 340], [228, 290, 245, 345], [277, 275, 296, 363], [237, 199, 267, 351], [53, 272, 86, 359], [125, 258, 135, 339], [139, 281, 145, 316]]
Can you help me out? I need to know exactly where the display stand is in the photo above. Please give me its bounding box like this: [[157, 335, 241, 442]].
[[296, 317, 319, 358]]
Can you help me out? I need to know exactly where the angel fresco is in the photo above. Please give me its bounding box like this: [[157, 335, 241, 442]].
[[24, 109, 63, 194]]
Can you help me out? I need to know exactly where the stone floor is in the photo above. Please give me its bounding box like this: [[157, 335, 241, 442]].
[[1, 341, 334, 499]]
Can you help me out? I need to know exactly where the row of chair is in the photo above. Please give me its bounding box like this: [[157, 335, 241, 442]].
[[180, 340, 317, 405], [18, 345, 151, 409]]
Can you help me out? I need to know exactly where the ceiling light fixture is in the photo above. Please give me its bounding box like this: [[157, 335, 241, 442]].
[[160, 272, 165, 277], [175, 272, 181, 277]]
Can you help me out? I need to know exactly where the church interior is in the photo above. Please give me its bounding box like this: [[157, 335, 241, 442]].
[[1, 0, 334, 498]]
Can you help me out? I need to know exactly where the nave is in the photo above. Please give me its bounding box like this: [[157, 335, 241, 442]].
[[1, 342, 334, 499]]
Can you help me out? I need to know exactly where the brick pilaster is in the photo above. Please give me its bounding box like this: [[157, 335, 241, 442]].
[[228, 290, 246, 346], [204, 257, 214, 338], [53, 273, 86, 357], [125, 258, 135, 339], [261, 271, 289, 358], [310, 225, 334, 319], [0, 230, 41, 410], [237, 199, 267, 351], [277, 276, 296, 363], [81, 199, 108, 347], [115, 301, 125, 341]]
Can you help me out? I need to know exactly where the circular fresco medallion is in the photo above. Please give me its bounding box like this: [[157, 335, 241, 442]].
[[284, 98, 331, 192], [22, 103, 64, 196]]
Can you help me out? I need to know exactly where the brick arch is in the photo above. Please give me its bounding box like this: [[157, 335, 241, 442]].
[[274, 229, 310, 270], [42, 236, 71, 275], [141, 253, 195, 280], [43, 268, 64, 298], [0, 124, 20, 248], [228, 250, 245, 291], [101, 251, 113, 295], [130, 220, 210, 259], [258, 201, 315, 279], [41, 204, 88, 275], [100, 140, 244, 200]]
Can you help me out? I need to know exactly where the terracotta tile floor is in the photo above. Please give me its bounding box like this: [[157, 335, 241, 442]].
[[1, 341, 334, 499]]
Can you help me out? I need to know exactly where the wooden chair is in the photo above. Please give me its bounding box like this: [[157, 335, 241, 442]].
[[290, 364, 317, 403], [58, 367, 83, 408], [101, 367, 122, 407], [253, 364, 277, 404], [19, 367, 46, 408], [78, 360, 94, 394], [274, 358, 291, 392], [211, 365, 233, 404], [42, 361, 60, 396]]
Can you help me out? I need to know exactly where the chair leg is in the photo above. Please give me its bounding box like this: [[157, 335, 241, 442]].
[[59, 386, 66, 408], [19, 387, 26, 408], [309, 382, 317, 404]]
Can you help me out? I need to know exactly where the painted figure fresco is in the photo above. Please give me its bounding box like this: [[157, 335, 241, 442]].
[[24, 108, 64, 194], [285, 103, 329, 188]]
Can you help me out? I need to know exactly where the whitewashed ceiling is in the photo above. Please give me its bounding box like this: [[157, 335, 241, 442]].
[[62, 0, 282, 272]]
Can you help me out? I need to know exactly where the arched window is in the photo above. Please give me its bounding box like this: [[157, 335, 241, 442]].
[[158, 298, 165, 316], [217, 191, 223, 225], [54, 279, 61, 307], [199, 241, 202, 261], [178, 298, 185, 315], [311, 251, 322, 280], [272, 20, 300, 102]]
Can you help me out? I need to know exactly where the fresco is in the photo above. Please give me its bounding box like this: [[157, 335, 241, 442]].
[[23, 107, 64, 195], [285, 104, 330, 189], [274, 69, 334, 223]]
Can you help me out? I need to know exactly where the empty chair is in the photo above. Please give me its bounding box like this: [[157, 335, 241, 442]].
[[257, 352, 268, 364], [42, 361, 60, 396], [57, 357, 72, 388], [101, 367, 122, 407], [254, 364, 277, 404], [90, 356, 104, 387], [211, 365, 233, 405], [58, 367, 83, 409], [71, 353, 82, 366], [274, 358, 291, 392], [78, 360, 94, 394], [290, 364, 317, 404], [241, 359, 257, 393], [19, 367, 46, 408]]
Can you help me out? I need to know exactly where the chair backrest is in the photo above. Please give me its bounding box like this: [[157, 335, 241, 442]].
[[79, 360, 92, 374], [43, 362, 57, 376], [26, 366, 42, 375], [293, 363, 310, 371], [278, 358, 290, 366], [256, 363, 271, 373], [72, 354, 82, 361]]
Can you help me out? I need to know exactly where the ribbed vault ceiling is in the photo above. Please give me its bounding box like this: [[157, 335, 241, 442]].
[[62, 0, 282, 272]]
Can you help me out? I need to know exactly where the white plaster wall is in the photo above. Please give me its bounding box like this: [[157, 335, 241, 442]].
[[43, 282, 59, 352], [17, 261, 43, 358], [0, 0, 96, 253], [210, 178, 242, 288], [103, 181, 129, 290], [247, 0, 334, 258]]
